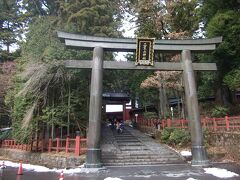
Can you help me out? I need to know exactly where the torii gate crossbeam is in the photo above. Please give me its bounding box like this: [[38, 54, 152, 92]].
[[58, 31, 222, 168]]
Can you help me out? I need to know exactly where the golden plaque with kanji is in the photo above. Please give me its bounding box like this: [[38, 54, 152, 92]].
[[135, 37, 155, 66]]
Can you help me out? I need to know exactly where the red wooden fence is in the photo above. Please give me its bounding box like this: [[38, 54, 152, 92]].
[[1, 135, 87, 156], [47, 136, 87, 155], [1, 140, 31, 151], [137, 116, 240, 131]]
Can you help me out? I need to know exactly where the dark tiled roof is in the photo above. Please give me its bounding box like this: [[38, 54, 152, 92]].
[[102, 92, 130, 102]]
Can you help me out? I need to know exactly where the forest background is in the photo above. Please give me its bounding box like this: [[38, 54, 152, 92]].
[[0, 0, 240, 143]]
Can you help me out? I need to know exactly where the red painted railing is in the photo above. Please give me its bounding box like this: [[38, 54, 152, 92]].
[[1, 140, 31, 151], [137, 116, 240, 131], [48, 136, 87, 155], [1, 135, 87, 156]]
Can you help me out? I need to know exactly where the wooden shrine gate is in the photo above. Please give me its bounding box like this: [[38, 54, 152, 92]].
[[58, 31, 222, 168]]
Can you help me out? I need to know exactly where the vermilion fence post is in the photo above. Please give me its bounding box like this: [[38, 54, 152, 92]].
[[56, 138, 60, 153], [213, 118, 217, 131], [48, 139, 52, 153], [167, 119, 171, 127], [66, 137, 69, 153], [79, 136, 81, 155], [162, 120, 165, 129], [225, 116, 230, 131], [202, 118, 207, 128], [75, 134, 80, 156]]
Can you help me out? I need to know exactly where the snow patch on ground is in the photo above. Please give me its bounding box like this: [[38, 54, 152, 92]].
[[104, 178, 122, 180], [186, 178, 198, 180], [2, 161, 105, 174], [180, 150, 192, 157], [133, 175, 151, 178], [165, 173, 186, 178], [204, 167, 239, 178]]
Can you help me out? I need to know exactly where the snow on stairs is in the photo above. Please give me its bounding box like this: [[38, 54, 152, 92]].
[[101, 125, 185, 166]]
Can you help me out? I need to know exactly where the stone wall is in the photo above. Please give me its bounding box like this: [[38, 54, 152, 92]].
[[0, 149, 85, 168], [208, 132, 240, 161]]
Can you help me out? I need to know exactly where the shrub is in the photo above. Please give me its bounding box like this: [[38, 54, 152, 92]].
[[210, 106, 229, 117], [0, 130, 12, 141], [161, 127, 190, 147], [161, 127, 175, 143], [143, 112, 158, 119]]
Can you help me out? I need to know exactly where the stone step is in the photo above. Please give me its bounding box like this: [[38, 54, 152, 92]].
[[119, 147, 149, 151], [117, 143, 143, 146], [102, 154, 179, 160], [103, 160, 184, 166], [114, 134, 132, 136], [116, 139, 139, 142], [102, 157, 181, 163], [115, 136, 136, 139], [102, 157, 181, 162]]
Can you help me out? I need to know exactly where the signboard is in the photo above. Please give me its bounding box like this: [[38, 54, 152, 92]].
[[135, 37, 155, 66]]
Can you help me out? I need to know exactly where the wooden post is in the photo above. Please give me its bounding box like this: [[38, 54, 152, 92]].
[[41, 139, 44, 152], [202, 118, 207, 128], [66, 137, 70, 153], [56, 138, 60, 153], [48, 139, 52, 153], [162, 120, 165, 129], [75, 133, 80, 156], [30, 136, 34, 151], [167, 119, 171, 127], [79, 136, 81, 155], [36, 137, 39, 152], [225, 116, 230, 131], [213, 118, 217, 131]]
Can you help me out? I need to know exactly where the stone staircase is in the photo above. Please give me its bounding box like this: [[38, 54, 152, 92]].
[[101, 124, 185, 166]]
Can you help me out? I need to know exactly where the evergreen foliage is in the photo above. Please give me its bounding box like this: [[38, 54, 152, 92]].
[[161, 127, 191, 147], [199, 0, 240, 105], [4, 0, 121, 142], [1, 0, 240, 142]]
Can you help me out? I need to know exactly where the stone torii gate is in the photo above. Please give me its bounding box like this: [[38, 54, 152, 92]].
[[58, 31, 222, 168]]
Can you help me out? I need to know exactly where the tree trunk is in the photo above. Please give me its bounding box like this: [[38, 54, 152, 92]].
[[163, 87, 169, 118], [215, 86, 232, 106]]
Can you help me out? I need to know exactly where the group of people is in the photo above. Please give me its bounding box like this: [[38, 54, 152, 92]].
[[109, 117, 124, 134]]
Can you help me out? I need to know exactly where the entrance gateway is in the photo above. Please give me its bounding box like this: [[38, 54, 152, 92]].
[[58, 32, 222, 168]]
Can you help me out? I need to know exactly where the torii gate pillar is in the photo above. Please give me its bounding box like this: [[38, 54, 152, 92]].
[[85, 47, 103, 168], [182, 50, 209, 166]]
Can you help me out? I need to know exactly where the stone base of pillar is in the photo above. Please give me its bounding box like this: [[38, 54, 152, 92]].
[[85, 148, 102, 168], [191, 145, 209, 166]]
